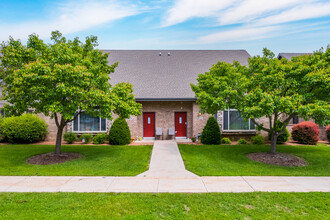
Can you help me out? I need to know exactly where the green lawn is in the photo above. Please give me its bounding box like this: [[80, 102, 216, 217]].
[[0, 192, 329, 219], [179, 144, 330, 176], [0, 144, 152, 176]]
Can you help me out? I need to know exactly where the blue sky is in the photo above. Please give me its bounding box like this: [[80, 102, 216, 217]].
[[0, 0, 329, 56]]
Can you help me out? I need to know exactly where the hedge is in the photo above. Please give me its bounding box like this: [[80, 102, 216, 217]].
[[325, 125, 330, 143], [201, 117, 221, 145], [0, 114, 48, 144], [93, 133, 107, 144], [64, 132, 77, 144], [109, 117, 131, 145], [291, 121, 319, 145]]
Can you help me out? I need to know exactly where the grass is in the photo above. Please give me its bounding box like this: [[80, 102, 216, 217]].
[[0, 192, 329, 219], [179, 144, 330, 176], [0, 144, 152, 176]]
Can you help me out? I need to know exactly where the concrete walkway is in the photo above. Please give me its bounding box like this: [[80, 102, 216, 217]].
[[138, 140, 197, 178], [0, 176, 329, 193], [0, 141, 329, 193]]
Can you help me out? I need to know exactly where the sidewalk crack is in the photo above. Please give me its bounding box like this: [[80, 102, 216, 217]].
[[242, 176, 255, 191]]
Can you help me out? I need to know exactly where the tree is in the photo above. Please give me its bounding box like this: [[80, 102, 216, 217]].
[[0, 31, 140, 154], [192, 48, 330, 154], [112, 82, 142, 119]]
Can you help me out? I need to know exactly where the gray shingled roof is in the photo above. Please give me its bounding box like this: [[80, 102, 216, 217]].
[[277, 53, 311, 60], [106, 50, 251, 100]]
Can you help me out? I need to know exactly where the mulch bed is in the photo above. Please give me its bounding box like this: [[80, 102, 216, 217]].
[[246, 152, 307, 167], [27, 152, 83, 165]]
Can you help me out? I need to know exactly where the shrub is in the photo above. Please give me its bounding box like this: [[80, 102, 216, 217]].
[[291, 121, 319, 145], [109, 117, 131, 145], [0, 116, 4, 142], [201, 117, 221, 145], [93, 133, 107, 144], [221, 137, 231, 144], [191, 137, 196, 142], [81, 134, 93, 144], [0, 114, 48, 144], [64, 132, 77, 144], [326, 125, 330, 143], [251, 134, 265, 145], [268, 129, 290, 144], [238, 138, 248, 144]]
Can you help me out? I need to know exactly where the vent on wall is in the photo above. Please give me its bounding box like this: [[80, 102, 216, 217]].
[[168, 52, 170, 56], [159, 52, 161, 56]]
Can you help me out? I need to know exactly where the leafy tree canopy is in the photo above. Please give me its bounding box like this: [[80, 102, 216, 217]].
[[0, 31, 141, 154], [192, 47, 330, 153], [112, 82, 142, 119]]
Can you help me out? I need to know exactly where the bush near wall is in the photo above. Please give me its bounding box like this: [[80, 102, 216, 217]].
[[221, 137, 231, 144], [63, 132, 77, 144], [201, 117, 221, 145], [268, 128, 290, 144], [238, 138, 248, 144], [93, 133, 107, 144], [109, 118, 131, 145], [81, 134, 93, 144], [251, 134, 265, 145], [326, 125, 330, 143], [291, 122, 319, 145], [0, 114, 48, 144]]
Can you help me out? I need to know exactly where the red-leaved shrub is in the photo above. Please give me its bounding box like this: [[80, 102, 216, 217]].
[[291, 122, 319, 145], [326, 125, 330, 143]]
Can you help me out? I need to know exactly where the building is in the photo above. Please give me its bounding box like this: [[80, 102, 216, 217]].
[[1, 50, 326, 141], [66, 50, 259, 141]]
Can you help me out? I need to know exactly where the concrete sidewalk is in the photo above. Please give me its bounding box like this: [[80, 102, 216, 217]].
[[138, 140, 197, 178], [0, 176, 329, 193]]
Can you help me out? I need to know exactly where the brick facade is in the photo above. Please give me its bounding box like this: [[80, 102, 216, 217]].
[[0, 101, 327, 141]]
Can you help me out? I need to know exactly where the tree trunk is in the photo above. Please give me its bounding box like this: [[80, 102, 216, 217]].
[[55, 125, 64, 155], [270, 133, 278, 154]]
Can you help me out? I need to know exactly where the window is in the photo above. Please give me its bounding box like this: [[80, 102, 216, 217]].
[[292, 115, 299, 124], [223, 109, 255, 131], [73, 112, 106, 132]]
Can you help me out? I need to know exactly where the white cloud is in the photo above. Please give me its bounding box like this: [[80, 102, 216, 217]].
[[163, 0, 327, 27], [0, 0, 140, 41], [218, 0, 310, 25], [198, 26, 281, 43], [162, 0, 330, 44], [162, 0, 235, 27], [255, 2, 330, 26]]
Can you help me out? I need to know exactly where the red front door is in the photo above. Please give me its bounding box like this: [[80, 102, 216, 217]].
[[175, 112, 187, 137], [143, 112, 155, 137]]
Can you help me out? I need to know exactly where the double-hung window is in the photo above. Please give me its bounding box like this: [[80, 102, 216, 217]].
[[223, 109, 255, 131], [73, 112, 106, 132]]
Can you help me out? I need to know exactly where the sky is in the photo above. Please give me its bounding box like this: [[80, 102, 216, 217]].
[[0, 0, 329, 56]]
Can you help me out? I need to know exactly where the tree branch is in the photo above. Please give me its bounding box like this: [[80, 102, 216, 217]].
[[277, 114, 297, 135], [250, 118, 271, 132], [65, 110, 82, 124]]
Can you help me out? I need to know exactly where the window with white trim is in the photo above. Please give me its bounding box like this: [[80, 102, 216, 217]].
[[73, 112, 106, 132], [223, 109, 255, 131]]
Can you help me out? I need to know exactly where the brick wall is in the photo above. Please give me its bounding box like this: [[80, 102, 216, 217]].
[[133, 101, 195, 139]]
